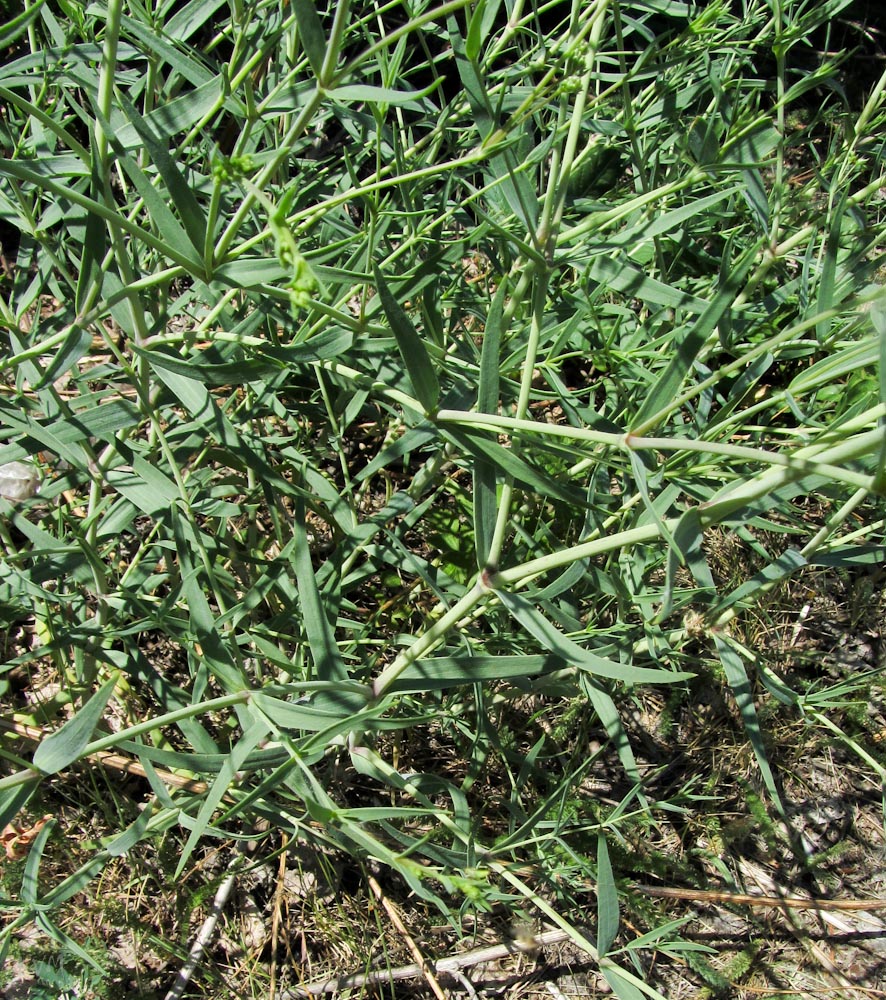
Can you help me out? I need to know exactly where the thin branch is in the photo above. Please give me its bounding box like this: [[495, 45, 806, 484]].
[[367, 873, 449, 1000], [290, 928, 571, 996], [636, 884, 886, 912], [164, 854, 245, 1000], [0, 717, 208, 794]]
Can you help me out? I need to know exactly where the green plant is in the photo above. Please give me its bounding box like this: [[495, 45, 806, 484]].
[[1, 0, 884, 995]]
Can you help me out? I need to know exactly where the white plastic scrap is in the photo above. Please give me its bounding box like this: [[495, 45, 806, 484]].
[[0, 461, 41, 501]]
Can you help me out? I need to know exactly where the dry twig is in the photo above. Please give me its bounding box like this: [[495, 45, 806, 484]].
[[636, 884, 886, 911], [165, 853, 245, 1000], [0, 717, 208, 793], [367, 873, 449, 1000], [290, 927, 571, 996]]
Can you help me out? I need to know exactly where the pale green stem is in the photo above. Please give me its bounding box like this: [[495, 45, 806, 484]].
[[316, 370, 359, 531], [436, 409, 882, 493], [485, 6, 608, 567], [733, 225, 817, 310], [695, 425, 885, 517], [0, 162, 198, 270], [0, 693, 251, 791], [94, 0, 124, 167], [768, 0, 785, 248], [486, 274, 549, 568], [849, 65, 886, 155], [557, 168, 707, 245], [628, 291, 885, 437], [492, 862, 669, 1000], [803, 710, 886, 783], [712, 486, 873, 632], [213, 89, 327, 263], [320, 0, 352, 85], [372, 582, 490, 699], [340, 0, 474, 80], [491, 419, 885, 590], [0, 87, 90, 161], [83, 693, 250, 759], [799, 488, 872, 560], [312, 359, 423, 413], [497, 522, 662, 589]]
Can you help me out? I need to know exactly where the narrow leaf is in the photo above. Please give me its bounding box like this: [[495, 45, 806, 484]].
[[33, 326, 93, 390], [117, 93, 207, 258], [292, 0, 327, 78], [581, 674, 643, 789], [631, 242, 755, 433], [710, 548, 806, 618], [660, 507, 716, 620], [494, 587, 692, 684], [34, 679, 117, 774], [293, 495, 346, 682], [388, 653, 569, 693], [448, 14, 538, 228], [106, 804, 157, 857], [714, 634, 784, 817], [251, 688, 374, 736], [596, 834, 619, 956], [176, 720, 269, 878], [465, 0, 491, 61], [0, 0, 46, 47], [172, 518, 246, 693], [474, 281, 506, 567], [34, 913, 105, 973], [444, 426, 589, 508], [0, 782, 39, 833], [374, 265, 440, 412], [327, 83, 433, 106], [74, 134, 107, 315], [601, 966, 650, 1000], [585, 254, 710, 312]]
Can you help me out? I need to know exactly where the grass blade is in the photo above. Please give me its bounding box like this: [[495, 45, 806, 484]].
[[117, 93, 208, 263], [0, 0, 46, 46], [175, 719, 269, 878], [714, 634, 785, 817], [493, 586, 692, 685], [631, 242, 756, 434]]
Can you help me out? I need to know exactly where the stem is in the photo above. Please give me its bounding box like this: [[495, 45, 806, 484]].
[[94, 0, 124, 168], [436, 409, 882, 494], [372, 582, 489, 699]]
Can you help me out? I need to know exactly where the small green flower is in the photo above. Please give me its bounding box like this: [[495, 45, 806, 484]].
[[270, 211, 318, 314], [211, 153, 255, 182], [285, 253, 319, 312]]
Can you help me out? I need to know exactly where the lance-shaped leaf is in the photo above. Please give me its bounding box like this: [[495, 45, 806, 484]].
[[631, 242, 755, 434], [175, 719, 270, 878], [474, 281, 506, 568], [714, 634, 784, 817], [494, 587, 693, 685], [292, 0, 327, 79], [117, 93, 207, 261], [34, 678, 117, 774], [387, 653, 569, 694], [374, 265, 440, 413], [293, 495, 346, 682], [596, 834, 619, 957], [0, 0, 47, 47]]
